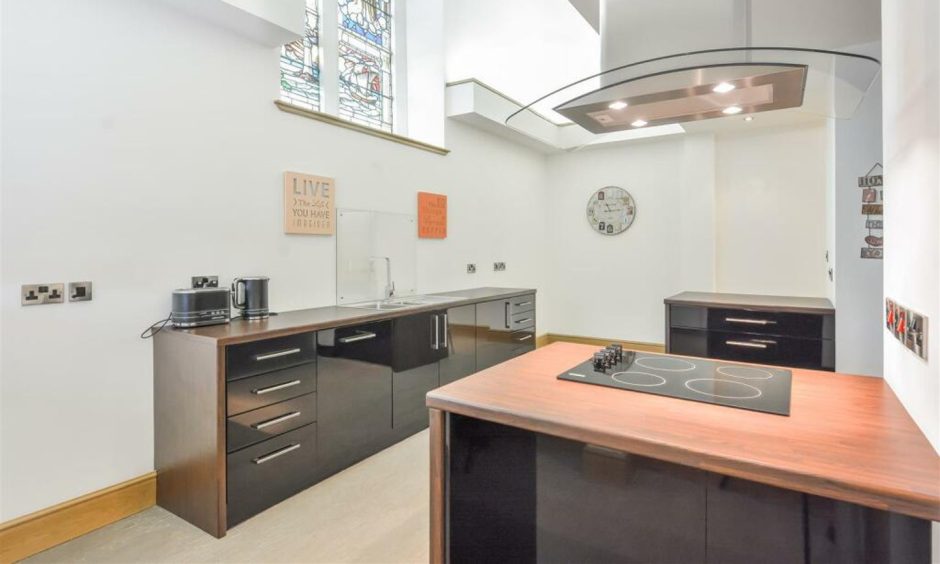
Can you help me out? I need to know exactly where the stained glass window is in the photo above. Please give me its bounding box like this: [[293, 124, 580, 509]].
[[280, 1, 321, 110], [337, 0, 393, 132]]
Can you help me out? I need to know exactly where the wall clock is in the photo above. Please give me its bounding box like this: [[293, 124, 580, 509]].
[[586, 186, 636, 235]]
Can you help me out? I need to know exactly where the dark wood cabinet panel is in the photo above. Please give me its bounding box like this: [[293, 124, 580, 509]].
[[226, 423, 317, 527], [316, 323, 393, 479], [440, 304, 476, 386]]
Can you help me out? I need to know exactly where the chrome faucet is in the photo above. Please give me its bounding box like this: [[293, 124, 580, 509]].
[[370, 256, 395, 299]]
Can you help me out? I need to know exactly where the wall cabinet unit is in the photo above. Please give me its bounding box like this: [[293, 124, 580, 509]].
[[665, 292, 835, 371], [154, 288, 536, 537]]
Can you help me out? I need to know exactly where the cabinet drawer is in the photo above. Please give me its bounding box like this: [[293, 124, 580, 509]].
[[226, 332, 317, 382], [708, 332, 831, 370], [708, 308, 831, 339], [509, 295, 535, 315], [227, 423, 317, 527], [669, 305, 707, 330], [227, 393, 317, 453], [510, 327, 536, 348], [510, 310, 535, 330], [227, 363, 316, 416]]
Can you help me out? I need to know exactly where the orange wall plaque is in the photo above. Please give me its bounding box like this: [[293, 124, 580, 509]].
[[284, 171, 335, 235], [418, 192, 447, 239]]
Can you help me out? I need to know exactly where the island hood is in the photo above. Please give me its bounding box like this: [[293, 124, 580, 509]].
[[506, 1, 881, 144]]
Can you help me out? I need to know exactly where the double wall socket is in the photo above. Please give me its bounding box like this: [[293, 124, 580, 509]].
[[493, 262, 506, 272], [21, 283, 65, 305], [192, 276, 219, 288]]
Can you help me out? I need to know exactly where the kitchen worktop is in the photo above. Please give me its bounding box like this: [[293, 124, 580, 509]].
[[426, 342, 940, 521], [665, 291, 835, 314], [169, 287, 535, 345]]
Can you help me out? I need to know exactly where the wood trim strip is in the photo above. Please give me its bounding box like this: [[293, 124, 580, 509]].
[[0, 472, 155, 563], [544, 333, 665, 353], [429, 408, 446, 564], [274, 101, 450, 156]]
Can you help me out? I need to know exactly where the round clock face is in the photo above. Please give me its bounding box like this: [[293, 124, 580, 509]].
[[586, 186, 636, 235]]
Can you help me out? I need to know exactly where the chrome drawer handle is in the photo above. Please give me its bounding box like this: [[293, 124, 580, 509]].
[[252, 411, 301, 430], [251, 379, 302, 395], [517, 334, 533, 341], [254, 348, 302, 361], [725, 317, 776, 325], [339, 331, 377, 344], [726, 340, 767, 349], [514, 317, 532, 324], [515, 301, 533, 307], [252, 443, 300, 464]]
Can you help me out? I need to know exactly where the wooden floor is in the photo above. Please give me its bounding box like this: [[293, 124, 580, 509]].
[[26, 431, 430, 563]]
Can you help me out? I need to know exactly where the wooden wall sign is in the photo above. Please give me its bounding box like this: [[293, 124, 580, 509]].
[[284, 172, 335, 235], [418, 192, 447, 239]]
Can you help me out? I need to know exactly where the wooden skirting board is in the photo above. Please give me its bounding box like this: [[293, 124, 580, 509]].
[[0, 472, 155, 563], [538, 333, 665, 353]]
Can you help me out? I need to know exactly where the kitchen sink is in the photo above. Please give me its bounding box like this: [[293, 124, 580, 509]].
[[345, 294, 466, 310]]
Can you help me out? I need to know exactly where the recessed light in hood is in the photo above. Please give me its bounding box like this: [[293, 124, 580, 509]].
[[506, 47, 880, 146]]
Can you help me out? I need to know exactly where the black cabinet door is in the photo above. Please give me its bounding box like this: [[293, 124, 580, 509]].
[[392, 363, 439, 439], [440, 304, 476, 386], [705, 475, 806, 564], [475, 299, 516, 370], [316, 322, 393, 479]]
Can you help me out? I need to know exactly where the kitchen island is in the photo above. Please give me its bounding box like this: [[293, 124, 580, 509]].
[[426, 342, 939, 563]]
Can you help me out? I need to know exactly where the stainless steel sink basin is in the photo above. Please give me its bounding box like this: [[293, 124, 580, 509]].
[[345, 294, 466, 310]]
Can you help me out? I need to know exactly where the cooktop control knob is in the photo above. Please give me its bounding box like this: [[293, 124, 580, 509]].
[[609, 344, 623, 363], [593, 352, 608, 371]]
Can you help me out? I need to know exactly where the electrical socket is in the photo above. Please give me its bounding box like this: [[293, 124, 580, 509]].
[[467, 264, 477, 274], [21, 283, 65, 305], [192, 276, 219, 288], [493, 262, 506, 272], [69, 281, 93, 302]]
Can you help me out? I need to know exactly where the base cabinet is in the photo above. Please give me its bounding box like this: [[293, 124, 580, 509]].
[[316, 322, 394, 480], [440, 304, 477, 386], [447, 416, 930, 564], [476, 294, 536, 370]]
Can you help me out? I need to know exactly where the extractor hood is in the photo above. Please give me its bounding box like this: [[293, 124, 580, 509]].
[[507, 47, 881, 142]]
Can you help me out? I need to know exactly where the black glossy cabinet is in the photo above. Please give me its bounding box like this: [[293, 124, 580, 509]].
[[391, 311, 446, 439], [476, 294, 536, 369], [227, 422, 317, 527], [316, 321, 394, 479], [666, 296, 835, 371], [440, 304, 477, 386], [448, 416, 929, 564]]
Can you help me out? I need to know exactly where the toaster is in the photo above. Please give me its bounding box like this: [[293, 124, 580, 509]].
[[171, 287, 231, 328]]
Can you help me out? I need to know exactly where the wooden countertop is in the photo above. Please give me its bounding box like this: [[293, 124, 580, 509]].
[[665, 291, 835, 314], [426, 342, 940, 521], [167, 287, 535, 345]]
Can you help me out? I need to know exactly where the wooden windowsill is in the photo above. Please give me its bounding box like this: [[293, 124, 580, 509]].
[[274, 101, 450, 156]]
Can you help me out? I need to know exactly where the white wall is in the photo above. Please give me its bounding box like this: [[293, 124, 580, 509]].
[[444, 0, 600, 122], [0, 0, 549, 521], [834, 42, 884, 377], [544, 134, 717, 343], [714, 122, 831, 297], [881, 0, 940, 453]]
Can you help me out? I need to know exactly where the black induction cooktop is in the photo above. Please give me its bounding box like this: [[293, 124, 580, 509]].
[[558, 348, 792, 416]]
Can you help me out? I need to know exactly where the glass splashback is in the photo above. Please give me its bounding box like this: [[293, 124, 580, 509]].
[[336, 209, 417, 305]]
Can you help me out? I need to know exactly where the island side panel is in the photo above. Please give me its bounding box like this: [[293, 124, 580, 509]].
[[154, 332, 226, 537], [429, 409, 446, 564]]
